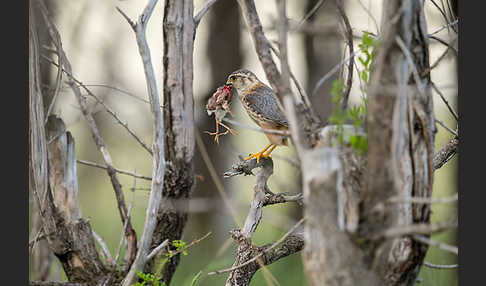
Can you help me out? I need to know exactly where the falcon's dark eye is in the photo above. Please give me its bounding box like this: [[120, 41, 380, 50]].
[[230, 75, 236, 81]]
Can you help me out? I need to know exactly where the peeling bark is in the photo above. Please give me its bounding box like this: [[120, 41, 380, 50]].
[[145, 1, 196, 284], [30, 6, 108, 284], [361, 0, 436, 284]]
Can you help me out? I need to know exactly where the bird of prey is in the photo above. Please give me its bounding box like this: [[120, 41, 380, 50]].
[[226, 69, 289, 163]]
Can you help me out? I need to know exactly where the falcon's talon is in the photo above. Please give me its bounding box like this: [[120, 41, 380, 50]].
[[244, 144, 273, 163], [204, 119, 236, 144]]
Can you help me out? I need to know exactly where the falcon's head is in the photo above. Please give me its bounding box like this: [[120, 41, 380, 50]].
[[226, 69, 260, 92]]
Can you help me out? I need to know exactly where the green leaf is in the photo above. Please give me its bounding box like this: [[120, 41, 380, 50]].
[[361, 71, 368, 83], [362, 32, 373, 47], [358, 57, 366, 66]]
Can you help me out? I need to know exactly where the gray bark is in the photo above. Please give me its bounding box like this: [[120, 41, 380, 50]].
[[145, 1, 196, 284], [221, 158, 304, 286]]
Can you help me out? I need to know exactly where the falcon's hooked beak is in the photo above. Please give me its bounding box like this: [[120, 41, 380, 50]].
[[226, 75, 237, 86]]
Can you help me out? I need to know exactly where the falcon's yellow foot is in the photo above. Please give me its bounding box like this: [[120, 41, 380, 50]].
[[263, 145, 277, 157], [245, 144, 273, 163]]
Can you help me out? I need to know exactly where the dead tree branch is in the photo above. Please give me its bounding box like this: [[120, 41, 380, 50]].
[[236, 0, 283, 98], [335, 0, 354, 110], [433, 136, 458, 170], [219, 157, 304, 285], [29, 282, 86, 286], [30, 2, 108, 283], [76, 159, 152, 181], [144, 0, 197, 283], [361, 0, 436, 284], [36, 0, 138, 268], [41, 57, 154, 156], [116, 0, 167, 284], [194, 0, 220, 28], [423, 261, 458, 269], [413, 235, 458, 255]]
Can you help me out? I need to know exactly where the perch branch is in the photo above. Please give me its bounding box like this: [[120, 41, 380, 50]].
[[219, 155, 304, 285], [433, 136, 458, 170]]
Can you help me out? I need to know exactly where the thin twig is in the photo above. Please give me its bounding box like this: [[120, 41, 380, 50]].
[[194, 0, 220, 28], [312, 49, 361, 97], [430, 0, 452, 31], [356, 0, 379, 35], [335, 0, 354, 110], [376, 219, 457, 240], [44, 49, 63, 124], [118, 1, 166, 284], [423, 261, 458, 269], [435, 118, 458, 137], [429, 35, 458, 56], [388, 193, 457, 204], [221, 117, 290, 136], [395, 36, 425, 93], [41, 57, 154, 156], [268, 44, 313, 112], [146, 239, 170, 261], [168, 232, 212, 257], [83, 84, 154, 106], [428, 19, 458, 36], [195, 130, 242, 226], [431, 82, 458, 122], [298, 0, 327, 26], [414, 235, 458, 255], [77, 159, 152, 181], [115, 171, 138, 266], [29, 228, 46, 253], [92, 230, 114, 267], [208, 218, 305, 276]]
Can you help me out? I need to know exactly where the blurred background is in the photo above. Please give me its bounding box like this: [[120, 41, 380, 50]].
[[29, 0, 458, 285]]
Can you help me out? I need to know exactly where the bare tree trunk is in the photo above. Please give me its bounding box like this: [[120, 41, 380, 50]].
[[360, 0, 435, 283], [30, 1, 56, 278], [145, 1, 196, 284], [303, 0, 436, 285], [30, 15, 108, 281]]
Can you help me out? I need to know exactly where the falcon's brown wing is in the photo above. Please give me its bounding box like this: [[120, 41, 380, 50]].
[[243, 85, 288, 127]]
